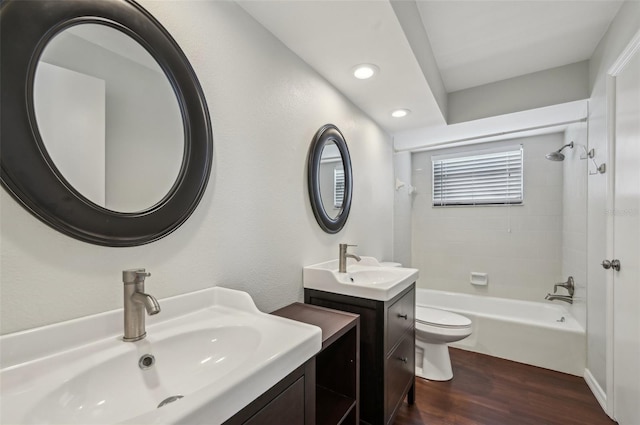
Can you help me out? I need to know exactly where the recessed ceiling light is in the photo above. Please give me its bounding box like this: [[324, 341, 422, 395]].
[[352, 64, 378, 80], [391, 109, 410, 118]]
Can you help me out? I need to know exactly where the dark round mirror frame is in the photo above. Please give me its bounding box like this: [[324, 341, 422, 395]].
[[307, 124, 353, 234], [0, 0, 213, 247]]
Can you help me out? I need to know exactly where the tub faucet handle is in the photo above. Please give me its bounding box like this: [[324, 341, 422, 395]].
[[553, 276, 575, 297]]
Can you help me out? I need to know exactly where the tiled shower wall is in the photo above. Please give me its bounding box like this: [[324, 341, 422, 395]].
[[562, 123, 588, 330], [411, 133, 565, 302]]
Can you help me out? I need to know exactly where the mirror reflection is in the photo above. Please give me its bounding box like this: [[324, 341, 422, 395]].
[[319, 141, 345, 220], [33, 23, 184, 213]]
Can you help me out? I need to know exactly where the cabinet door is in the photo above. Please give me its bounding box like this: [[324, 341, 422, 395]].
[[245, 377, 305, 425]]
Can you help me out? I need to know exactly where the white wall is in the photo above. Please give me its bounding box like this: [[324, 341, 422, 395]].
[[562, 123, 588, 330], [411, 134, 564, 301], [393, 151, 412, 267], [0, 1, 394, 334], [448, 61, 589, 124], [586, 0, 640, 396]]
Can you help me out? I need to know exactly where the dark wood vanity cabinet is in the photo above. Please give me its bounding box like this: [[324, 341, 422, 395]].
[[273, 303, 360, 425], [223, 360, 316, 425], [226, 303, 360, 425], [305, 284, 416, 425]]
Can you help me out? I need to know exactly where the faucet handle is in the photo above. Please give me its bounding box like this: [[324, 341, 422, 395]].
[[339, 244, 358, 256], [123, 268, 151, 284], [553, 276, 575, 296]]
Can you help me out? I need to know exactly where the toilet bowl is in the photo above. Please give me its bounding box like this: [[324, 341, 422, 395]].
[[415, 306, 472, 381]]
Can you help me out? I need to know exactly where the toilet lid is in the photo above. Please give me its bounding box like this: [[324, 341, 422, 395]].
[[416, 306, 472, 329]]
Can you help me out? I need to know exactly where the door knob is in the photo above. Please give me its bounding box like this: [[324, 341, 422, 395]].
[[602, 259, 621, 271]]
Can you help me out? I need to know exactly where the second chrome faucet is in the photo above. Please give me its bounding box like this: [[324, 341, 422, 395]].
[[123, 268, 160, 342], [338, 243, 361, 273]]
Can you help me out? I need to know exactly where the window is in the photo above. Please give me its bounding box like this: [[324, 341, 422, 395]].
[[334, 168, 345, 208], [432, 146, 523, 206]]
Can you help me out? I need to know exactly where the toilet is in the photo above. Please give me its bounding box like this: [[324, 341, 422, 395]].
[[415, 305, 473, 381]]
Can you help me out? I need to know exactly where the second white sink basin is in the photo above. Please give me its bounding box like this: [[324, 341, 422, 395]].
[[303, 257, 418, 301], [0, 287, 321, 425], [348, 269, 404, 285]]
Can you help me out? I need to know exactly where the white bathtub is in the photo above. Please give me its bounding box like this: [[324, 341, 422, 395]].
[[416, 289, 586, 376]]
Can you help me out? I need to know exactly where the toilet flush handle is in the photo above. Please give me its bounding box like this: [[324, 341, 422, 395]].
[[397, 313, 408, 320]]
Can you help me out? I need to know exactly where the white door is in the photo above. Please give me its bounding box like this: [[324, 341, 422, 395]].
[[612, 38, 640, 425]]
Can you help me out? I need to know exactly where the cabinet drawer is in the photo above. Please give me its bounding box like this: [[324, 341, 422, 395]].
[[244, 377, 305, 425], [385, 334, 414, 423], [386, 289, 415, 352]]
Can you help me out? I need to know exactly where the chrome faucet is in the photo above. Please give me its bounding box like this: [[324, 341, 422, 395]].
[[339, 243, 361, 273], [122, 268, 160, 342], [545, 294, 573, 304]]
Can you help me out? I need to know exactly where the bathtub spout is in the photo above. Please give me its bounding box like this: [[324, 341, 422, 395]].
[[545, 293, 573, 304]]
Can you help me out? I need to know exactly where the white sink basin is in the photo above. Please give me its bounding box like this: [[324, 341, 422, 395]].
[[0, 287, 321, 425], [303, 257, 418, 301]]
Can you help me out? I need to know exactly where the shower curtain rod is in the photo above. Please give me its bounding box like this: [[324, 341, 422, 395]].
[[395, 117, 588, 153]]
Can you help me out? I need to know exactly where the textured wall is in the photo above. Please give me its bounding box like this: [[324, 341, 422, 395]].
[[411, 133, 564, 302], [0, 1, 394, 334]]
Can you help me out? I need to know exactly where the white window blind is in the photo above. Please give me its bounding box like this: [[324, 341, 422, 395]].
[[432, 146, 523, 206], [334, 168, 345, 208]]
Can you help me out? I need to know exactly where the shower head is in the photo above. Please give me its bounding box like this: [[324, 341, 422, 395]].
[[545, 142, 574, 161], [545, 151, 565, 161]]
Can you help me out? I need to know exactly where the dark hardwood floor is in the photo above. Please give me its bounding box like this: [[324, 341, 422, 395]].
[[394, 348, 616, 425]]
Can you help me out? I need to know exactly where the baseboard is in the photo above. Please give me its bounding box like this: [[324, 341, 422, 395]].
[[584, 368, 609, 417]]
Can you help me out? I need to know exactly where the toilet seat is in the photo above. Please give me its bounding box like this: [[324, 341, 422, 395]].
[[416, 306, 471, 329]]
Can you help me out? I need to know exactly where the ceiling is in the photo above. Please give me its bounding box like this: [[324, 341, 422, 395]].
[[417, 1, 623, 92], [238, 0, 623, 141]]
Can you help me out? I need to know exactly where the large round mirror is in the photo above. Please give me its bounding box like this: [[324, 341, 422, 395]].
[[0, 0, 213, 246], [33, 23, 184, 213], [308, 124, 353, 233]]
